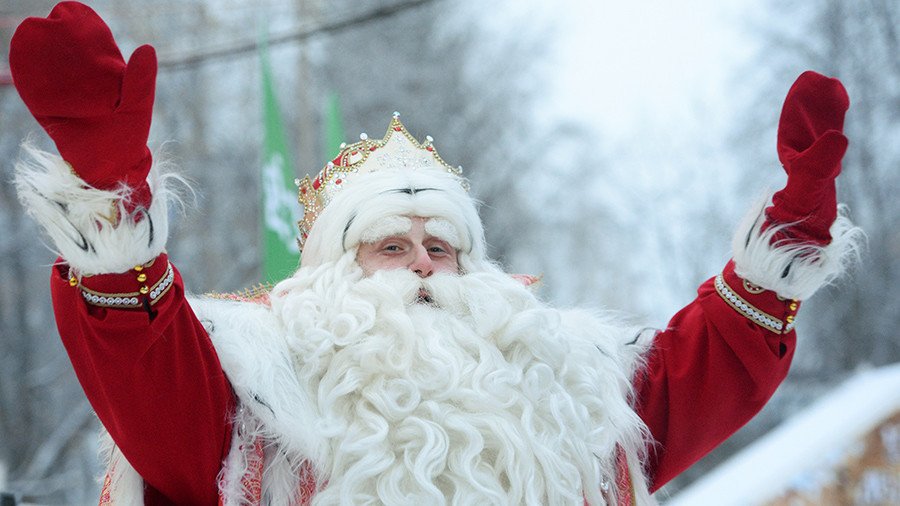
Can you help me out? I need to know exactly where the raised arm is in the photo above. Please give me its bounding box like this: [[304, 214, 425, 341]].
[[11, 3, 234, 502], [634, 71, 863, 490]]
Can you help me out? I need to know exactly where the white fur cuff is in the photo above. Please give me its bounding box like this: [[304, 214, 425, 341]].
[[731, 195, 864, 301], [14, 144, 172, 275]]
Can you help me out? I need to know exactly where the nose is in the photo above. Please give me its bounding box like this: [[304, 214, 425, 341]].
[[409, 244, 434, 278]]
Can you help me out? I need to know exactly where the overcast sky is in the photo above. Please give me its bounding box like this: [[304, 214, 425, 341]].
[[545, 0, 757, 139], [517, 0, 768, 319]]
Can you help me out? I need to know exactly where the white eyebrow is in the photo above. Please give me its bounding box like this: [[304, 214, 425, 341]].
[[359, 215, 412, 244], [424, 218, 461, 249]]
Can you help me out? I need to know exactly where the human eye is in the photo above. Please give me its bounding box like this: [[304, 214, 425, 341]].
[[426, 240, 452, 256], [379, 239, 406, 253]]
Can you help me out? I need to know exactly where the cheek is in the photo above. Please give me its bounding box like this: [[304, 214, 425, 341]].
[[357, 249, 406, 276], [433, 255, 460, 274], [356, 248, 380, 276]]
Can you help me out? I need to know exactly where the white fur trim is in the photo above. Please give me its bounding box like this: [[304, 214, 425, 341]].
[[627, 449, 658, 506], [732, 195, 864, 300], [98, 428, 145, 506], [188, 296, 328, 468], [14, 144, 172, 274], [217, 405, 255, 506]]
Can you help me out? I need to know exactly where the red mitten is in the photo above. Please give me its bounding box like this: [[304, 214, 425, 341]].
[[765, 71, 850, 245], [9, 1, 157, 208]]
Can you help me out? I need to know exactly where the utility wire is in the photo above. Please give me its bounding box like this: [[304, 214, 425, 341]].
[[1, 0, 438, 84], [157, 0, 437, 71]]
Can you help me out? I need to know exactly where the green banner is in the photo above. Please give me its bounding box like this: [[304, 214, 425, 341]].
[[324, 91, 345, 158], [259, 33, 301, 282]]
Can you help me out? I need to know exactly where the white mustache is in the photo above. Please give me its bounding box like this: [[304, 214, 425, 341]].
[[362, 269, 464, 311]]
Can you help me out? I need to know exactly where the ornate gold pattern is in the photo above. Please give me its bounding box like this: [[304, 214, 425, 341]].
[[205, 283, 274, 306], [98, 470, 112, 505], [742, 279, 765, 294]]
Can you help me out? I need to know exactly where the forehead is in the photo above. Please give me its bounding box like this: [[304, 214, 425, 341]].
[[359, 215, 461, 248]]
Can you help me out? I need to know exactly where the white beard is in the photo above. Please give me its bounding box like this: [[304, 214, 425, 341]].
[[267, 252, 649, 505]]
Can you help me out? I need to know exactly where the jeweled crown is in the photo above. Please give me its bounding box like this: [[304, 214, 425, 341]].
[[296, 113, 466, 251]]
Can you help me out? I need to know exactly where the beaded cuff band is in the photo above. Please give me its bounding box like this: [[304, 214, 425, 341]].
[[715, 273, 797, 334], [77, 261, 174, 308]]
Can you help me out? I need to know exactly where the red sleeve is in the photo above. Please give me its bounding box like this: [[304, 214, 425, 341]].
[[635, 260, 799, 491], [51, 254, 235, 504]]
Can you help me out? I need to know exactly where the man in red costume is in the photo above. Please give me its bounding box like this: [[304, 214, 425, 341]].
[[9, 2, 862, 505]]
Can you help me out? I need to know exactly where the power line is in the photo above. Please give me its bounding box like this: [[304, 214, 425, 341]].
[[1, 1, 438, 85], [157, 0, 437, 71]]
